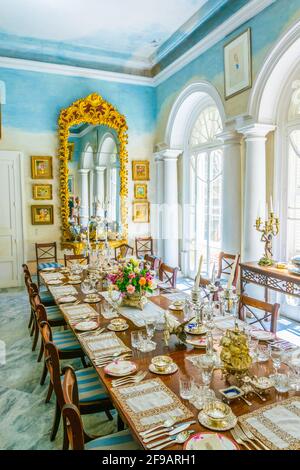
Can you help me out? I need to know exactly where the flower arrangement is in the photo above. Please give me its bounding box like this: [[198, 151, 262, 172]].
[[107, 258, 155, 297]]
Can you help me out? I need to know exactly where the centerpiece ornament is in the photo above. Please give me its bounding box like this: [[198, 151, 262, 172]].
[[255, 199, 279, 266], [220, 328, 252, 378], [107, 258, 154, 310]]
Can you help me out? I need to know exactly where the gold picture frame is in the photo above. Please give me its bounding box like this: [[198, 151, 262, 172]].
[[32, 184, 52, 200], [134, 183, 147, 200], [68, 142, 75, 161], [58, 93, 128, 241], [133, 201, 150, 223], [31, 205, 54, 225], [31, 156, 53, 179], [224, 28, 252, 100], [132, 160, 150, 181]]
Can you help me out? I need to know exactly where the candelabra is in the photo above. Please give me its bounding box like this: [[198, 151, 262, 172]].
[[255, 211, 279, 266]]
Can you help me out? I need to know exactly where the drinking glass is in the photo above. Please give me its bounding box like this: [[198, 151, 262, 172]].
[[109, 289, 122, 310], [272, 373, 290, 393], [179, 377, 194, 400], [257, 343, 270, 362], [248, 338, 259, 360], [269, 344, 283, 373], [145, 318, 155, 342], [131, 331, 141, 349], [81, 279, 94, 295], [137, 330, 153, 352], [196, 355, 214, 387]]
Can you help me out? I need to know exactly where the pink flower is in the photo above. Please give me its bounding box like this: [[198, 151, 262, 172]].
[[129, 272, 136, 279], [126, 284, 135, 294]]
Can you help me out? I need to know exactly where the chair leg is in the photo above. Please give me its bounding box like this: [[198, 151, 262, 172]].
[[105, 409, 113, 421], [117, 413, 125, 431], [62, 424, 69, 450], [40, 361, 48, 386], [32, 320, 39, 352], [28, 309, 33, 329], [30, 317, 35, 337], [50, 400, 61, 441], [45, 382, 53, 403], [80, 356, 88, 368], [37, 340, 44, 362]]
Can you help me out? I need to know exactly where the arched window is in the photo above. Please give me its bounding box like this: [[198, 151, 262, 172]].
[[286, 86, 300, 260], [188, 104, 223, 276]]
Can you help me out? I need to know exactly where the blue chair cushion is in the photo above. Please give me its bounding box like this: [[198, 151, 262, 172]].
[[53, 330, 81, 351], [66, 368, 109, 403], [40, 291, 55, 306], [45, 305, 64, 322], [85, 429, 140, 450], [38, 262, 63, 270]]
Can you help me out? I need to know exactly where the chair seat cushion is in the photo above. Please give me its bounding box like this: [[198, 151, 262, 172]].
[[38, 262, 63, 270], [53, 330, 81, 351], [85, 429, 140, 450], [75, 368, 109, 403], [45, 305, 64, 322], [40, 291, 55, 306]]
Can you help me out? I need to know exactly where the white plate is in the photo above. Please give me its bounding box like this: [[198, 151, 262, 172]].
[[149, 362, 178, 375], [107, 323, 129, 332], [104, 360, 137, 377], [251, 330, 274, 341], [83, 296, 101, 303], [184, 432, 239, 450], [169, 303, 184, 311], [68, 275, 81, 281], [75, 321, 99, 332], [58, 295, 77, 303], [68, 280, 81, 285], [198, 411, 237, 432], [185, 337, 207, 349], [47, 279, 63, 285]]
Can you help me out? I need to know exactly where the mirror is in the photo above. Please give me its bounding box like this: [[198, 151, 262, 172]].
[[58, 93, 128, 246]]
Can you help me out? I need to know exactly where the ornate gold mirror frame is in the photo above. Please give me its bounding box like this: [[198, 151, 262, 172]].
[[58, 93, 128, 243]]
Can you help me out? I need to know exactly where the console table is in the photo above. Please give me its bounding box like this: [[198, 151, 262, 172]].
[[240, 262, 300, 299]]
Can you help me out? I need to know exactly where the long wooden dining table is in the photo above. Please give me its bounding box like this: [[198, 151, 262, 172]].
[[41, 269, 299, 451]]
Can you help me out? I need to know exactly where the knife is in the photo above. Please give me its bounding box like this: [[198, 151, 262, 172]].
[[142, 420, 195, 440], [147, 430, 195, 450], [142, 421, 196, 444]]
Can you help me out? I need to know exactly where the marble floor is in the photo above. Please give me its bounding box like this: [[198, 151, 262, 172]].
[[0, 287, 116, 450]]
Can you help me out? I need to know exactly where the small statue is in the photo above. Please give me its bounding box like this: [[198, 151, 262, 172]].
[[220, 327, 252, 377], [163, 312, 190, 346]]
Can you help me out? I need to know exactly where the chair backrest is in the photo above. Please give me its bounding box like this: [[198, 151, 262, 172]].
[[158, 263, 179, 288], [62, 404, 85, 451], [218, 252, 240, 288], [43, 339, 65, 407], [35, 242, 58, 265], [135, 237, 153, 258], [28, 282, 41, 311], [114, 244, 134, 260], [238, 294, 280, 334], [144, 254, 161, 272], [62, 366, 80, 409], [64, 254, 89, 267]]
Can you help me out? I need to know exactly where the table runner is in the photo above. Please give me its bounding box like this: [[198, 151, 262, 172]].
[[239, 397, 300, 450], [112, 378, 194, 432]]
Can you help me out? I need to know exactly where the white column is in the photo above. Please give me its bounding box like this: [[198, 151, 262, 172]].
[[238, 123, 275, 262], [78, 169, 89, 227], [154, 152, 164, 258], [162, 149, 181, 267], [219, 130, 242, 254], [95, 166, 106, 216]]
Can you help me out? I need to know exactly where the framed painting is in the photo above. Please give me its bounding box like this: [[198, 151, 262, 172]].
[[224, 28, 252, 100], [31, 156, 53, 179], [132, 160, 150, 181], [134, 183, 147, 200], [68, 142, 75, 161], [132, 201, 150, 223], [32, 184, 52, 200], [31, 205, 54, 225]]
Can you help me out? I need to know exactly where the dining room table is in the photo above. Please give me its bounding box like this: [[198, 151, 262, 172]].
[[40, 266, 300, 451]]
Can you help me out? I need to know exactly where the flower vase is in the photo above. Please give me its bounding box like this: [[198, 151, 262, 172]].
[[121, 292, 148, 310]]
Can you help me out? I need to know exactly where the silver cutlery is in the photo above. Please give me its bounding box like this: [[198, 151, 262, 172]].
[[237, 423, 269, 450], [93, 350, 131, 361], [94, 353, 132, 367], [230, 427, 252, 450], [143, 421, 196, 444], [142, 420, 196, 440], [147, 430, 195, 450], [111, 370, 145, 385], [140, 417, 178, 437], [111, 371, 147, 388], [79, 327, 105, 337]]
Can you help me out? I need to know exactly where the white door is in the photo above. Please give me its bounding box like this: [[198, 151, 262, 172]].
[[0, 151, 24, 287]]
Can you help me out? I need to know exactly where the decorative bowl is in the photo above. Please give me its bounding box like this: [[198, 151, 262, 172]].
[[202, 400, 231, 426], [151, 355, 173, 372]]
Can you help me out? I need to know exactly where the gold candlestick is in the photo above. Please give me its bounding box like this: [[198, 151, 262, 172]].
[[255, 212, 279, 266]]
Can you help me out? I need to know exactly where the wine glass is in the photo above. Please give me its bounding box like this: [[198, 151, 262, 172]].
[[195, 355, 214, 388], [269, 344, 283, 374], [81, 279, 94, 295], [109, 289, 121, 311]]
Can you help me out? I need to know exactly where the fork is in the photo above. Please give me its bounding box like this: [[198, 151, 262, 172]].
[[111, 370, 145, 385], [230, 427, 252, 450], [112, 371, 147, 388], [238, 423, 269, 450], [79, 327, 105, 337], [95, 353, 132, 367]]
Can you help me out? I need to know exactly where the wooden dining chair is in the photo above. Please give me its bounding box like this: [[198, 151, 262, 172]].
[[23, 263, 55, 308], [114, 243, 134, 260], [158, 263, 179, 289], [238, 295, 280, 334], [135, 236, 153, 258], [64, 254, 89, 267], [35, 242, 63, 286], [39, 320, 87, 388], [217, 252, 240, 288], [144, 254, 161, 272], [43, 342, 113, 446], [62, 370, 140, 450]]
